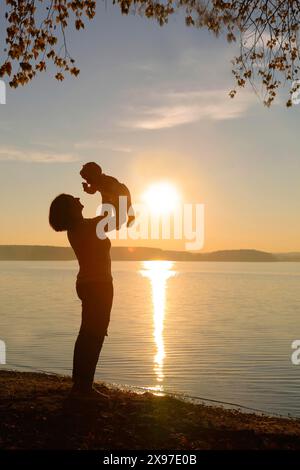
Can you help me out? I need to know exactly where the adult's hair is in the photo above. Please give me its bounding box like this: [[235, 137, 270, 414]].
[[49, 193, 76, 232]]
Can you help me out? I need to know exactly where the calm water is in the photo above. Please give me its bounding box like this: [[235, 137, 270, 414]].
[[0, 260, 300, 417]]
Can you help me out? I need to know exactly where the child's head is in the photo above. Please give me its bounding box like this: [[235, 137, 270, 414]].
[[80, 162, 102, 184]]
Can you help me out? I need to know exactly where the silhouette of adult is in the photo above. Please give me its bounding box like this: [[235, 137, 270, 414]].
[[49, 193, 120, 398]]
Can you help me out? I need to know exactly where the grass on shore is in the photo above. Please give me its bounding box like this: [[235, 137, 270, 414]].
[[1, 370, 300, 450]]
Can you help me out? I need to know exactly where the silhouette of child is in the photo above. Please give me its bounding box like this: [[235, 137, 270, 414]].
[[80, 162, 135, 229]]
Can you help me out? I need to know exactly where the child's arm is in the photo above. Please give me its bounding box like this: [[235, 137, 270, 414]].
[[82, 174, 118, 195], [82, 182, 98, 194]]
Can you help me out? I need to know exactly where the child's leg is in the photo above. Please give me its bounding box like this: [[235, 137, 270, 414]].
[[122, 187, 135, 227]]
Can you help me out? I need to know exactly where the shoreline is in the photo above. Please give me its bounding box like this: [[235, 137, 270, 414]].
[[1, 370, 300, 450], [3, 366, 291, 419]]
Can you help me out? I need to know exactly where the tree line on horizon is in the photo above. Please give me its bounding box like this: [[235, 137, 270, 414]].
[[0, 245, 299, 261]]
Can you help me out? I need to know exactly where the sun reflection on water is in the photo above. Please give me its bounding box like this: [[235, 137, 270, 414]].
[[140, 261, 176, 392]]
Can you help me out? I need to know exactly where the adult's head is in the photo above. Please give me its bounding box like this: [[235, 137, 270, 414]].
[[49, 194, 84, 232]]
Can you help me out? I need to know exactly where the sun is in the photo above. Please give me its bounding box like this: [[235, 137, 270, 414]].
[[142, 182, 181, 215]]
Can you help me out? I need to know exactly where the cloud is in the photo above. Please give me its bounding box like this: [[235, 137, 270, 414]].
[[124, 89, 255, 130], [128, 105, 200, 130], [0, 146, 78, 163], [74, 139, 132, 153]]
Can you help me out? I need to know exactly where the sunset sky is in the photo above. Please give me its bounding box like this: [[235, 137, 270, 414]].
[[0, 4, 299, 252]]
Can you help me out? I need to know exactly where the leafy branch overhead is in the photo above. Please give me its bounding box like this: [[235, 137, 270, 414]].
[[1, 1, 300, 106]]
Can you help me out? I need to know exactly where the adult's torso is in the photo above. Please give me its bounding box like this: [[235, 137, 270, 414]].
[[67, 219, 112, 284]]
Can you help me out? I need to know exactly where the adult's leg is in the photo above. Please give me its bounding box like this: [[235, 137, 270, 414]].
[[72, 282, 113, 391]]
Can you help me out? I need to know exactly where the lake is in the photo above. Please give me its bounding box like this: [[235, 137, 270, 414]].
[[0, 260, 299, 417]]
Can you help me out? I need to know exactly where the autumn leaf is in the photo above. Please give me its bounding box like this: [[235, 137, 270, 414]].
[[70, 67, 80, 76], [55, 72, 64, 81]]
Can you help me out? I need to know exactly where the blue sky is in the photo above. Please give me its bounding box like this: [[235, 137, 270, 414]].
[[0, 3, 299, 251]]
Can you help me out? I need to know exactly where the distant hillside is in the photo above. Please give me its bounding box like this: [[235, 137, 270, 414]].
[[197, 249, 276, 262], [112, 248, 277, 262], [0, 245, 289, 261], [276, 252, 300, 262], [0, 245, 75, 261]]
